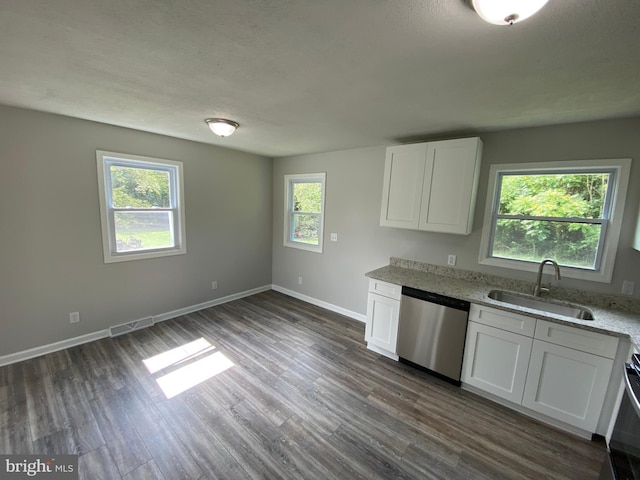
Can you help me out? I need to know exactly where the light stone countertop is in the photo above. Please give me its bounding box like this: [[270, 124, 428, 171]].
[[366, 259, 640, 353]]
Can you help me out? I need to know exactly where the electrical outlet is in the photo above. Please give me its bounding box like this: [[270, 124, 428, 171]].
[[447, 254, 457, 266], [211, 281, 218, 290], [622, 280, 635, 296], [298, 276, 303, 285], [330, 233, 338, 242], [69, 312, 80, 324]]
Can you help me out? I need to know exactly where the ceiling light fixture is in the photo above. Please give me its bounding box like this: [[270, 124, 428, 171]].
[[205, 118, 239, 137], [472, 0, 549, 26]]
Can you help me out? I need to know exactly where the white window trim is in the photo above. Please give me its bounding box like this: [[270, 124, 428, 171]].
[[478, 158, 631, 283], [283, 173, 326, 253], [96, 150, 186, 263]]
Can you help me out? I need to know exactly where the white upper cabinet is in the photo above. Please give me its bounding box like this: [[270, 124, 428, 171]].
[[419, 138, 483, 234], [379, 143, 428, 230], [380, 137, 482, 235]]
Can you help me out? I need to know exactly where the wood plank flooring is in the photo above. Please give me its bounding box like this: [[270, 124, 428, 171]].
[[0, 290, 606, 479]]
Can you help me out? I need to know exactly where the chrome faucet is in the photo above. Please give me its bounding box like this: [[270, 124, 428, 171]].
[[533, 259, 561, 297]]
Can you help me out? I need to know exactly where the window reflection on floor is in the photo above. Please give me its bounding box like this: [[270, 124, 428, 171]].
[[142, 337, 234, 399]]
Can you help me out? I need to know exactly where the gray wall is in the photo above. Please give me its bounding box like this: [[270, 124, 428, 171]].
[[0, 106, 273, 356], [272, 117, 640, 317], [3, 106, 639, 358]]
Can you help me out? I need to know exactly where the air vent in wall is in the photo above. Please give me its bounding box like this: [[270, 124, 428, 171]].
[[109, 316, 154, 337]]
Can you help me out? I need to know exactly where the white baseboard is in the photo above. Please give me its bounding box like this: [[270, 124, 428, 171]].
[[0, 329, 110, 367], [152, 284, 272, 323], [271, 284, 367, 323], [0, 284, 272, 367], [0, 284, 362, 366]]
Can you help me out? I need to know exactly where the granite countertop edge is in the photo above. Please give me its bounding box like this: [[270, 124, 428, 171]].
[[366, 264, 640, 353]]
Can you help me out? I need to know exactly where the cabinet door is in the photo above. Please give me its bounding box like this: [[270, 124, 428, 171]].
[[418, 137, 482, 234], [462, 321, 532, 404], [380, 143, 427, 229], [365, 292, 400, 356], [522, 340, 614, 432]]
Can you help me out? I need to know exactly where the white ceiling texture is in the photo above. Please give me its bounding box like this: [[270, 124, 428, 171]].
[[1, 1, 639, 157]]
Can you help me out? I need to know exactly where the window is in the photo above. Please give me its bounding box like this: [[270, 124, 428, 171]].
[[96, 151, 186, 263], [283, 173, 326, 253], [479, 159, 631, 282]]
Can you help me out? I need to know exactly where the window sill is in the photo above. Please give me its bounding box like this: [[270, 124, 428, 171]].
[[283, 240, 323, 254], [104, 246, 187, 263], [479, 256, 612, 283]]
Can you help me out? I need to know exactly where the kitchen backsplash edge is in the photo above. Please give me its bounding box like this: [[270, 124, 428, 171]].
[[389, 257, 640, 314]]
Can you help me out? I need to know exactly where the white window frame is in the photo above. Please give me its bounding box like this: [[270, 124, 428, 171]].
[[478, 158, 631, 283], [96, 150, 186, 263], [283, 173, 326, 253]]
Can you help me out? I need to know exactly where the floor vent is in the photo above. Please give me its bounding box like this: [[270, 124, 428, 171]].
[[109, 316, 154, 337]]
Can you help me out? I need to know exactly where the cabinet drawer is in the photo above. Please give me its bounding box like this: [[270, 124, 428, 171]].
[[469, 304, 536, 337], [534, 320, 619, 359], [368, 279, 402, 300]]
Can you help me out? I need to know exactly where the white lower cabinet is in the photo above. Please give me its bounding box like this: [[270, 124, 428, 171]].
[[462, 304, 618, 434], [522, 328, 615, 432], [462, 321, 532, 404], [365, 280, 401, 360]]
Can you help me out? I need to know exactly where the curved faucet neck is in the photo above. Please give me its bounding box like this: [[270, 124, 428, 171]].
[[533, 259, 561, 297]]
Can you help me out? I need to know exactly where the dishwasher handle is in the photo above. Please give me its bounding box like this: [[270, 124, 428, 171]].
[[401, 286, 470, 312]]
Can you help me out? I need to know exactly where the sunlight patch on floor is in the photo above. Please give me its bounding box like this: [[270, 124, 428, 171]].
[[143, 337, 214, 374], [155, 351, 234, 399], [142, 337, 234, 398]]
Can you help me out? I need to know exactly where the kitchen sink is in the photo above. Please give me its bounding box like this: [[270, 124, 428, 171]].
[[487, 290, 594, 321]]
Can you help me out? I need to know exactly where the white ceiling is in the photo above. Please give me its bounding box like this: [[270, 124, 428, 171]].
[[1, 1, 639, 157]]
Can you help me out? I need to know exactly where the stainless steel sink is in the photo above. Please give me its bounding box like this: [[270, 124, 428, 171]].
[[487, 290, 594, 321]]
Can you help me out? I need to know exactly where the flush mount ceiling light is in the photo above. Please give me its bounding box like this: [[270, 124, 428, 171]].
[[472, 0, 549, 25], [205, 118, 239, 137]]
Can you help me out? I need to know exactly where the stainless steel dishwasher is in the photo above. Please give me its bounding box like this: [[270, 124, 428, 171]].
[[397, 286, 470, 385]]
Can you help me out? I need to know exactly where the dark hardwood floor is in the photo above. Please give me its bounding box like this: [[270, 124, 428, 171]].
[[0, 290, 606, 479]]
